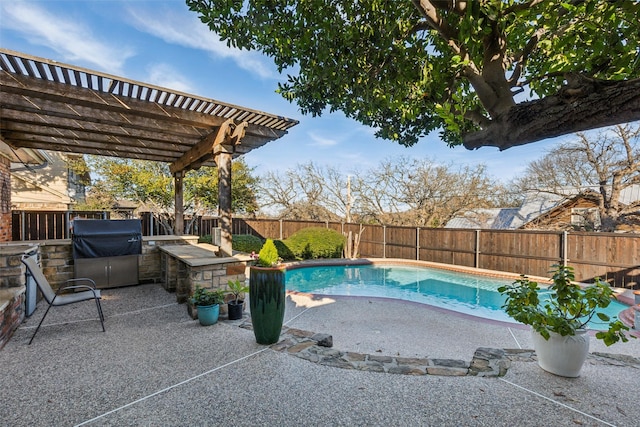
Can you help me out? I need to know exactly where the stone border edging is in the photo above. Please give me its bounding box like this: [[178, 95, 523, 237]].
[[240, 322, 514, 377], [239, 322, 640, 377]]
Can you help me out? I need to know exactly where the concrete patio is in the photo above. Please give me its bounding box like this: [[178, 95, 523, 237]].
[[1, 283, 639, 426]]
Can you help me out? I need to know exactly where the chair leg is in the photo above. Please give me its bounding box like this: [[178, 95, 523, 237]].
[[95, 298, 105, 332], [28, 302, 54, 345]]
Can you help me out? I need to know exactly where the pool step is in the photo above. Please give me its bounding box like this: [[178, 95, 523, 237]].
[[619, 307, 633, 327]]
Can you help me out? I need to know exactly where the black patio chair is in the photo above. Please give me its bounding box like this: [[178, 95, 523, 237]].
[[22, 255, 105, 345]]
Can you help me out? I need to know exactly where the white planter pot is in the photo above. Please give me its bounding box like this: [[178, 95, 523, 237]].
[[531, 328, 590, 377]]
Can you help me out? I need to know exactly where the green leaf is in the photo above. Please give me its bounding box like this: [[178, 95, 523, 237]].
[[186, 0, 640, 147]]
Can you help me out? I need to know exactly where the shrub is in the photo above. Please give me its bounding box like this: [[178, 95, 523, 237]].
[[284, 227, 345, 260], [256, 239, 280, 267], [273, 239, 295, 261], [232, 234, 264, 253], [199, 234, 212, 244]]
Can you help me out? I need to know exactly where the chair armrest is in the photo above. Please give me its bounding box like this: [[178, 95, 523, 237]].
[[65, 278, 98, 289], [57, 278, 98, 295]]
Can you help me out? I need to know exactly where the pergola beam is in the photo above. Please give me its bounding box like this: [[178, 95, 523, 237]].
[[169, 119, 248, 174]]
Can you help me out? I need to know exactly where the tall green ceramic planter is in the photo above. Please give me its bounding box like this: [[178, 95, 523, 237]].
[[249, 265, 286, 344]]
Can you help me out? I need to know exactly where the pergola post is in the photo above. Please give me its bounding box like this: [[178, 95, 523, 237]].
[[215, 144, 234, 256], [174, 171, 184, 235], [169, 119, 247, 253]]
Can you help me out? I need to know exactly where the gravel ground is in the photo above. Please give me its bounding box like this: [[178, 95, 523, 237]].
[[1, 283, 638, 427]]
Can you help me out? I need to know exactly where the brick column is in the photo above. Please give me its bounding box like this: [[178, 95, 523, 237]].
[[0, 156, 12, 242]]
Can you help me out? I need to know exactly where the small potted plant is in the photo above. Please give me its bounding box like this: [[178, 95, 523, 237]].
[[189, 285, 225, 326], [227, 279, 249, 320], [249, 239, 286, 344], [498, 264, 633, 377]]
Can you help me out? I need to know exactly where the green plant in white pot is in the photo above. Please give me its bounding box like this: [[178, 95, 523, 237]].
[[498, 264, 633, 377]]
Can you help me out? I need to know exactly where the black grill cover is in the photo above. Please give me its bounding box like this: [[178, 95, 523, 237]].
[[73, 219, 142, 259]]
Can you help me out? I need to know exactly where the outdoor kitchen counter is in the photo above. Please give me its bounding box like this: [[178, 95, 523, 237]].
[[158, 244, 252, 302]]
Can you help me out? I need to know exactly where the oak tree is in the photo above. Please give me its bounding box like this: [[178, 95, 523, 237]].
[[353, 157, 499, 226], [187, 0, 640, 150]]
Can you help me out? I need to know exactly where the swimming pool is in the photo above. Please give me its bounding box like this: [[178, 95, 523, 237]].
[[285, 264, 628, 328]]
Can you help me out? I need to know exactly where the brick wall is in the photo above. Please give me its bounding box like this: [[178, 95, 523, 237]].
[[38, 241, 74, 288], [0, 287, 24, 350], [0, 156, 11, 242], [0, 245, 31, 349]]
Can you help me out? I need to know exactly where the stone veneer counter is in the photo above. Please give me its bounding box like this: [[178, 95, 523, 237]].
[[158, 243, 252, 305], [158, 243, 252, 266]]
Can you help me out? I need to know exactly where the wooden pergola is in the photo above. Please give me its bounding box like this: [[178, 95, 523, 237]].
[[0, 48, 298, 255]]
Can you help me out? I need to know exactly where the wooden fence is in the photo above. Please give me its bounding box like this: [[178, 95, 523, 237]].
[[10, 212, 640, 289], [228, 218, 640, 290], [11, 210, 109, 241]]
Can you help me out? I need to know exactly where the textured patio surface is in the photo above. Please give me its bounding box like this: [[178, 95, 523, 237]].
[[1, 283, 639, 427]]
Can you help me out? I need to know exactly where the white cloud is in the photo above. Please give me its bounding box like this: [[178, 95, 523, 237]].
[[1, 1, 134, 74], [307, 131, 338, 147], [146, 63, 193, 93], [125, 5, 277, 80]]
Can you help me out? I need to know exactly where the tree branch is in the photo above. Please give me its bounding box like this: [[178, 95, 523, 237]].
[[411, 0, 462, 53], [463, 78, 640, 150]]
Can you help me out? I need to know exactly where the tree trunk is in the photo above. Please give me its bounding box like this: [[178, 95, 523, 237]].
[[463, 78, 640, 150]]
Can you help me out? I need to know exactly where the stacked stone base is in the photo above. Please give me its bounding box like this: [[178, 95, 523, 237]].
[[0, 286, 25, 350], [241, 324, 518, 377], [254, 325, 640, 376]]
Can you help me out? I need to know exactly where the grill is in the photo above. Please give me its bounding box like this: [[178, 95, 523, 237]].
[[73, 219, 142, 288]]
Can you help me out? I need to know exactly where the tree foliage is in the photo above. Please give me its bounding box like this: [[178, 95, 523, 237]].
[[86, 157, 259, 232], [513, 122, 640, 231], [187, 0, 640, 149], [257, 162, 346, 221], [353, 157, 500, 226], [258, 158, 504, 226]]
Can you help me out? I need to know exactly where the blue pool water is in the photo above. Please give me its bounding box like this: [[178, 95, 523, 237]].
[[286, 264, 628, 328]]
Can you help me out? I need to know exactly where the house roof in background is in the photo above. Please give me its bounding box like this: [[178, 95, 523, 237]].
[[446, 185, 640, 230], [619, 185, 640, 205], [444, 207, 520, 229], [0, 140, 47, 165], [0, 48, 298, 171]]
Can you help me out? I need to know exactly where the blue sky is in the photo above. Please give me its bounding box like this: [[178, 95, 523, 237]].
[[0, 0, 569, 182]]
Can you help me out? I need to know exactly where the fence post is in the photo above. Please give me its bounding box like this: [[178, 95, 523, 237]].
[[65, 211, 71, 239], [562, 231, 568, 266], [383, 225, 387, 258], [475, 229, 481, 268], [416, 227, 420, 260], [20, 211, 25, 241], [279, 219, 283, 240]]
